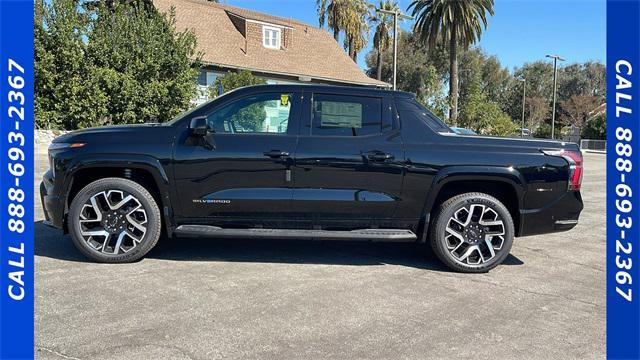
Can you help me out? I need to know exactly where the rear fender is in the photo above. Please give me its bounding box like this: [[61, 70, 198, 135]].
[[420, 166, 526, 234]]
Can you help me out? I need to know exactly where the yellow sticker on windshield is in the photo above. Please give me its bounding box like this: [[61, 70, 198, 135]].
[[281, 94, 289, 106]]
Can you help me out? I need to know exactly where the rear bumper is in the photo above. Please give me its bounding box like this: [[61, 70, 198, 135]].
[[518, 191, 583, 237], [40, 170, 65, 230]]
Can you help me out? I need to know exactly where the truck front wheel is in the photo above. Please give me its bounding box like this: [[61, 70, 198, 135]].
[[430, 192, 514, 273], [68, 177, 162, 263]]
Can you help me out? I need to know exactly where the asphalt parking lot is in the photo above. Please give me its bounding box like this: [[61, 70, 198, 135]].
[[34, 148, 605, 360]]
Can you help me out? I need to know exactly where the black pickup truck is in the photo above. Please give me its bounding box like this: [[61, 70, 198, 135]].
[[41, 84, 583, 272]]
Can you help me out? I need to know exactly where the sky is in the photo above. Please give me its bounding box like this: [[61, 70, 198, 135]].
[[222, 0, 606, 72]]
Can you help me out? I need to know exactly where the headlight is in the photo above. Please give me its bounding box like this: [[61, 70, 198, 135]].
[[48, 142, 85, 151]]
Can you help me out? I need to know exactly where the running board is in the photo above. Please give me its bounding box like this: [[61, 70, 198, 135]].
[[174, 225, 417, 242]]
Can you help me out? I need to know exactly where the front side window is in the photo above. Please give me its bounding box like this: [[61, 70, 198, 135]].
[[311, 94, 382, 137], [206, 93, 294, 134], [263, 26, 281, 49]]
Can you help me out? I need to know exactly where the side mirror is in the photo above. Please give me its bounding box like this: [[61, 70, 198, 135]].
[[189, 116, 209, 136]]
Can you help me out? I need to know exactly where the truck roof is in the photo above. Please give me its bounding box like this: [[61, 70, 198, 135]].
[[223, 84, 416, 99]]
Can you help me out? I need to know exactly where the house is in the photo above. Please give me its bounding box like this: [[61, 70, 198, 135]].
[[153, 0, 388, 104]]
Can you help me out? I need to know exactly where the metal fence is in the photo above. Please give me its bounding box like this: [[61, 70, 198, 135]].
[[580, 139, 607, 152]]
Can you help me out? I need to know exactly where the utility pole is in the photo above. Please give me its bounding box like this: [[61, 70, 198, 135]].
[[518, 77, 526, 137], [546, 54, 565, 139], [376, 8, 413, 90]]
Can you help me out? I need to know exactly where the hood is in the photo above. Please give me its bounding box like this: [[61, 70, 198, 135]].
[[52, 123, 166, 143]]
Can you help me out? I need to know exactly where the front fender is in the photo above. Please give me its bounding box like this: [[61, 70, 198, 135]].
[[62, 153, 175, 234], [64, 153, 169, 189]]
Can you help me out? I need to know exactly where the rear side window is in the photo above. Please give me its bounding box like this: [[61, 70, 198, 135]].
[[422, 110, 452, 133], [312, 94, 382, 137]]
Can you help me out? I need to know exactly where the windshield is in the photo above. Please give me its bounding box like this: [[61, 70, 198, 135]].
[[166, 100, 212, 125], [166, 88, 242, 125]]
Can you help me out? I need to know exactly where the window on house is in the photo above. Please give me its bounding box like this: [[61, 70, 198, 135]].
[[263, 26, 281, 49], [197, 69, 218, 86]]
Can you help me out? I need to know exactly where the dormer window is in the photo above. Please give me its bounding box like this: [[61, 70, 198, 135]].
[[263, 26, 281, 49]]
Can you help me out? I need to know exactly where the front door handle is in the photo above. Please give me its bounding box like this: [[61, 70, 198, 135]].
[[366, 151, 394, 162], [264, 150, 290, 158]]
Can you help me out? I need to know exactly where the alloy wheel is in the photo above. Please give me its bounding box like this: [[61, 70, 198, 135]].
[[78, 190, 148, 255], [444, 204, 506, 266]]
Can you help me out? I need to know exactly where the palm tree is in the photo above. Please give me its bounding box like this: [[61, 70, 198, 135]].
[[316, 0, 345, 41], [318, 0, 371, 63], [344, 0, 371, 62], [409, 0, 494, 124], [370, 0, 399, 80]]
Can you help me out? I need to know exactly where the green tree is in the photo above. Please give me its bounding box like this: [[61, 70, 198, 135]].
[[503, 60, 605, 135], [35, 0, 104, 129], [35, 0, 201, 129], [477, 53, 511, 106], [455, 46, 515, 136], [87, 3, 200, 125], [459, 90, 517, 136], [523, 96, 550, 131], [35, 0, 44, 25], [457, 59, 516, 137], [365, 31, 446, 116], [369, 0, 399, 80], [409, 0, 494, 125], [558, 61, 606, 99], [457, 47, 510, 118], [504, 61, 554, 133], [533, 123, 551, 138], [581, 113, 606, 140], [556, 62, 605, 127], [210, 70, 267, 97]]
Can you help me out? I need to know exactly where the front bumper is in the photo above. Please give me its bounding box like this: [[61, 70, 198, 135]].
[[518, 191, 583, 237], [40, 170, 66, 230]]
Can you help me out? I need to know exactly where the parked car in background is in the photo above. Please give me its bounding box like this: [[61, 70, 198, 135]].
[[41, 85, 584, 273], [451, 127, 477, 135]]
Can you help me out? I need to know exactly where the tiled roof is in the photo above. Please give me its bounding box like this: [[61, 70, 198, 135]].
[[153, 0, 388, 87]]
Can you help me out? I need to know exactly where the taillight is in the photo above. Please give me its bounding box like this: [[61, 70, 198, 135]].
[[542, 149, 583, 190]]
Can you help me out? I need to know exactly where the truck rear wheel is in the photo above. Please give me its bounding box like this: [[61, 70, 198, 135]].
[[68, 177, 162, 263], [430, 192, 514, 273]]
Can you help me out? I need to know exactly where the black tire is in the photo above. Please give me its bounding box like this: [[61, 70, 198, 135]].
[[429, 192, 514, 273], [68, 177, 162, 263]]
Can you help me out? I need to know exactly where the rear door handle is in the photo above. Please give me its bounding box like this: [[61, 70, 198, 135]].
[[366, 151, 394, 162], [264, 150, 290, 158]]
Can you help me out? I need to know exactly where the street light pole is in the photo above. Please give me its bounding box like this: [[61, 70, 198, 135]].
[[392, 14, 398, 90], [546, 54, 565, 139], [518, 77, 526, 138], [376, 8, 413, 91]]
